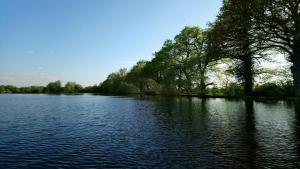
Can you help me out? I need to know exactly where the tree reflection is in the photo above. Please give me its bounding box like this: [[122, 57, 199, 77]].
[[294, 100, 300, 167], [244, 99, 257, 168]]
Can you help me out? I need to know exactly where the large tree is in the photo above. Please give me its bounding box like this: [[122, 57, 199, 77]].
[[143, 40, 178, 93], [126, 60, 147, 93], [174, 26, 215, 95], [143, 27, 215, 95], [208, 0, 266, 96], [253, 0, 300, 96]]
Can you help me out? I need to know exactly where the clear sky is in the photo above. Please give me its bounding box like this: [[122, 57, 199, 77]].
[[0, 0, 222, 87]]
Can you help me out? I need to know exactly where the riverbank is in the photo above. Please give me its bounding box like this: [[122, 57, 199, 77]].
[[92, 92, 300, 101], [1, 92, 299, 101]]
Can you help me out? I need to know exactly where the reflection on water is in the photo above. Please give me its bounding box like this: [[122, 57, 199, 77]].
[[0, 94, 300, 168], [295, 101, 300, 167]]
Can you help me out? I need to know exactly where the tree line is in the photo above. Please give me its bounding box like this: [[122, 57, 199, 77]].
[[1, 0, 299, 97], [96, 0, 299, 97], [0, 81, 83, 94]]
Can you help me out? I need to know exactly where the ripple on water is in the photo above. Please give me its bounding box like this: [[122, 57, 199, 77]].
[[0, 95, 299, 168]]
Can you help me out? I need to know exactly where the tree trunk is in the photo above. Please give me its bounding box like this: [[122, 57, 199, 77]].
[[292, 15, 300, 97], [184, 71, 192, 95], [292, 49, 300, 97], [199, 70, 206, 96], [177, 74, 182, 92], [242, 55, 253, 96], [139, 81, 144, 94]]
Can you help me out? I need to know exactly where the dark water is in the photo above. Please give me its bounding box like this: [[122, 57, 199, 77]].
[[1, 94, 300, 169]]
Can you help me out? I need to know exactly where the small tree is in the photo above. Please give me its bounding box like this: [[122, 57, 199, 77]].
[[46, 80, 62, 94], [64, 82, 82, 94]]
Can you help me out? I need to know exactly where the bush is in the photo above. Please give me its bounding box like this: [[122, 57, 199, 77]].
[[116, 83, 138, 94], [253, 81, 293, 97], [222, 83, 244, 97]]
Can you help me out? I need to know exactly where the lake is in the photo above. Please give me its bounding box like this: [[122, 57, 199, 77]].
[[1, 94, 300, 168]]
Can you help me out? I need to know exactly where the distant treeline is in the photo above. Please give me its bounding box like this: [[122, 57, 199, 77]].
[[1, 0, 299, 98], [0, 79, 294, 97], [0, 81, 83, 94]]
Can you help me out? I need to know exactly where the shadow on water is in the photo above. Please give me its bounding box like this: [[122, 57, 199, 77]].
[[244, 99, 257, 169], [122, 95, 300, 168], [294, 101, 300, 167], [138, 96, 261, 168], [135, 96, 215, 168]]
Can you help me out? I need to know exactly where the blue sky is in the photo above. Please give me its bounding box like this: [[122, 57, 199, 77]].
[[0, 0, 222, 86]]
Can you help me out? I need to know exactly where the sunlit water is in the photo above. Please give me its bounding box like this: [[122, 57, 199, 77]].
[[1, 94, 300, 168]]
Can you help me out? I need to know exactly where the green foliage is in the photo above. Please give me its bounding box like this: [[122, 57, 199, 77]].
[[207, 87, 223, 96], [1, 1, 298, 97], [0, 85, 19, 93], [253, 81, 294, 97], [46, 81, 62, 94], [140, 26, 214, 95], [204, 0, 300, 97], [143, 79, 161, 95], [173, 26, 207, 94], [0, 85, 45, 94], [126, 60, 147, 92], [221, 83, 244, 97], [64, 82, 83, 94], [251, 0, 300, 96], [144, 39, 177, 89], [207, 0, 261, 95], [19, 86, 45, 93], [99, 68, 139, 94], [0, 86, 5, 93], [82, 85, 100, 93]]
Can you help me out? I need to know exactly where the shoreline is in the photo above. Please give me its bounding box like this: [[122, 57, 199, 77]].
[[2, 92, 299, 101]]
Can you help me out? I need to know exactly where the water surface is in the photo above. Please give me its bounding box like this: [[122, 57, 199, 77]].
[[1, 94, 300, 168]]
